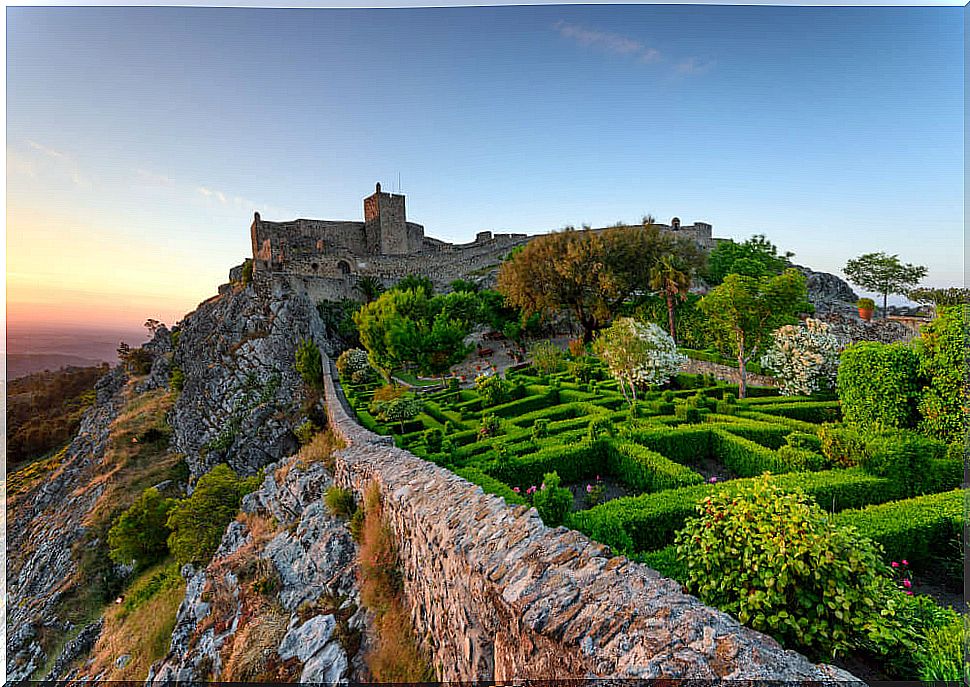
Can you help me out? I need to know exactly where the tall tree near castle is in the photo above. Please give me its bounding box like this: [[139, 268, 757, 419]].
[[649, 255, 693, 343], [497, 224, 678, 342], [843, 252, 927, 318], [699, 269, 811, 398]]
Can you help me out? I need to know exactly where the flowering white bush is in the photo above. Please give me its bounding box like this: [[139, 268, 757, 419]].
[[760, 318, 843, 396], [593, 318, 685, 404], [335, 348, 375, 383]]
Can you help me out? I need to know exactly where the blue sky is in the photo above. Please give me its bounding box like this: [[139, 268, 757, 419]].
[[7, 5, 964, 329]]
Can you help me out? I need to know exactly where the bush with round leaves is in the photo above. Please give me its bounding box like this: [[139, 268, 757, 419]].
[[108, 487, 176, 569], [532, 471, 572, 528], [336, 348, 375, 383], [837, 341, 923, 430], [673, 475, 893, 656]]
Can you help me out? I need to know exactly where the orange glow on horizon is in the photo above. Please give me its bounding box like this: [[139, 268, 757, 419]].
[[7, 205, 224, 332]]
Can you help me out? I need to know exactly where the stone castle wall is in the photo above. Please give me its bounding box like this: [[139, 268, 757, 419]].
[[320, 359, 858, 682]]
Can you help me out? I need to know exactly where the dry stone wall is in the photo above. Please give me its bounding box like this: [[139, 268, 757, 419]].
[[321, 363, 862, 682]]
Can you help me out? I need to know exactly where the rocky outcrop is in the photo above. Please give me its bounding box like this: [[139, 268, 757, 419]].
[[818, 312, 916, 344], [795, 264, 859, 316], [5, 367, 127, 682], [148, 454, 365, 683], [168, 279, 330, 478]]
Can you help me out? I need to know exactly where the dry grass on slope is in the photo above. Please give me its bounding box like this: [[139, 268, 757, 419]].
[[80, 562, 186, 681], [274, 428, 345, 484]]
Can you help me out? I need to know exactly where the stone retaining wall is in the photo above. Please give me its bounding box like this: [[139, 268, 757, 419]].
[[321, 361, 861, 682]]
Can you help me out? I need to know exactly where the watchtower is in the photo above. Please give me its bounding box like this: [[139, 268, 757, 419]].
[[364, 182, 415, 255]]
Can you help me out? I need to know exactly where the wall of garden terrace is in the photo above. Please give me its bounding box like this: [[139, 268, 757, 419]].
[[321, 358, 860, 681]]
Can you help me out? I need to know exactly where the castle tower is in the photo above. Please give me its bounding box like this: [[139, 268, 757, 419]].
[[363, 182, 412, 255]]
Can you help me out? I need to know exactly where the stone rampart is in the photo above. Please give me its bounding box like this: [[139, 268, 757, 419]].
[[320, 361, 861, 682]]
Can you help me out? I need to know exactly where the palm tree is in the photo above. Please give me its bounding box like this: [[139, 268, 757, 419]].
[[649, 255, 692, 343], [355, 276, 385, 303]]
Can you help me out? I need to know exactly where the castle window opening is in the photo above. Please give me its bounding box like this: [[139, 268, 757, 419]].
[[311, 262, 319, 272], [337, 260, 351, 275]]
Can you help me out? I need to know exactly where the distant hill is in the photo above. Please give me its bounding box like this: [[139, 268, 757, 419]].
[[7, 353, 107, 380]]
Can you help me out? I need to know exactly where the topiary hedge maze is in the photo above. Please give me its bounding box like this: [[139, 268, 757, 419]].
[[338, 359, 965, 675]]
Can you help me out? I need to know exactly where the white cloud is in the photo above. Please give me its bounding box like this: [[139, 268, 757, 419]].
[[675, 57, 716, 75], [24, 139, 89, 188], [136, 168, 175, 186], [553, 21, 712, 76]]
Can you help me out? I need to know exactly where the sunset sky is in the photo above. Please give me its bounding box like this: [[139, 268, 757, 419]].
[[7, 5, 964, 335]]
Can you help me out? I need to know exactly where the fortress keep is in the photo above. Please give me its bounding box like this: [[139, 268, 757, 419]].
[[249, 183, 716, 301]]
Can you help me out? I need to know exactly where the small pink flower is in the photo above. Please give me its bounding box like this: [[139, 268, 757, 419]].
[[708, 476, 718, 484], [541, 482, 546, 490], [596, 475, 601, 481], [902, 579, 912, 588], [891, 561, 899, 568], [906, 590, 914, 596], [901, 559, 908, 566], [513, 487, 520, 493], [586, 484, 593, 493]]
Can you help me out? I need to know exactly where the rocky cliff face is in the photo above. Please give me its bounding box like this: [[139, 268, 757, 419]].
[[6, 367, 127, 681], [169, 278, 331, 479], [148, 448, 366, 683]]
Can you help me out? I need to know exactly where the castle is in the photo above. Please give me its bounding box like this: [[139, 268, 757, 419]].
[[249, 183, 717, 302]]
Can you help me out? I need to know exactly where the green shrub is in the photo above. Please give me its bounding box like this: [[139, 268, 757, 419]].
[[475, 375, 510, 407], [478, 414, 501, 439], [587, 417, 615, 442], [424, 428, 444, 454], [325, 486, 357, 518], [608, 442, 704, 492], [674, 405, 701, 423], [861, 429, 948, 497], [531, 418, 550, 441], [818, 423, 869, 467], [294, 420, 317, 446], [528, 340, 565, 375], [776, 445, 829, 471], [295, 339, 325, 391], [837, 342, 922, 430], [674, 475, 891, 656], [915, 613, 970, 682], [918, 306, 970, 443], [108, 487, 177, 569], [786, 431, 822, 452], [710, 429, 791, 477], [240, 258, 254, 285], [835, 489, 964, 571], [166, 465, 261, 566], [488, 440, 609, 487], [532, 472, 572, 527], [169, 366, 185, 392]]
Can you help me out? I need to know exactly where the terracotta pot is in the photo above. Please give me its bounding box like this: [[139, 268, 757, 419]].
[[858, 307, 874, 321]]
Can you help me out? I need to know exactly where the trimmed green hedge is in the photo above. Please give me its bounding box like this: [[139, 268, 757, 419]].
[[607, 442, 704, 492], [837, 341, 923, 430], [710, 429, 792, 477], [752, 401, 842, 424], [705, 417, 792, 449], [835, 489, 965, 571], [508, 401, 608, 428], [736, 410, 821, 434], [455, 467, 528, 506], [622, 426, 711, 465], [571, 469, 902, 554], [489, 393, 556, 419], [485, 439, 610, 487]]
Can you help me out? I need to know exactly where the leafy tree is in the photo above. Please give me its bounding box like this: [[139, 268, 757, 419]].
[[392, 274, 434, 296], [698, 268, 811, 398], [108, 487, 176, 569], [449, 279, 480, 293], [295, 339, 324, 390], [355, 276, 385, 303], [592, 317, 684, 405], [431, 291, 481, 331], [907, 287, 970, 311], [916, 306, 969, 442], [240, 258, 254, 285], [166, 465, 261, 566], [372, 395, 422, 432], [497, 225, 675, 342], [528, 340, 565, 375], [355, 288, 472, 379], [705, 234, 790, 285], [144, 318, 165, 336], [843, 252, 927, 318], [649, 254, 692, 342]]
